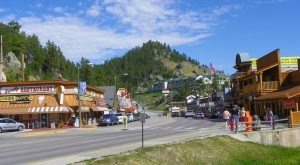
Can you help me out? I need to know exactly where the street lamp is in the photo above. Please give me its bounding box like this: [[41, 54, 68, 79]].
[[77, 63, 93, 128], [114, 73, 128, 112]]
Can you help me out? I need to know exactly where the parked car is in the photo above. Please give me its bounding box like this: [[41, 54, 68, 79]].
[[98, 114, 119, 126], [133, 113, 140, 121], [185, 110, 195, 118], [209, 111, 221, 119], [0, 118, 25, 133], [116, 113, 124, 124], [194, 111, 205, 119], [145, 113, 151, 119], [126, 113, 134, 122]]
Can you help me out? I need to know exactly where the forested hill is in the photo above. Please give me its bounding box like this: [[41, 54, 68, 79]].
[[95, 41, 210, 90], [0, 21, 211, 90], [0, 21, 78, 81]]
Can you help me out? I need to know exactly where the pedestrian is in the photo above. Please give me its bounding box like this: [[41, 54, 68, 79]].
[[223, 108, 231, 129], [267, 107, 274, 127], [240, 107, 246, 127], [231, 105, 240, 127]]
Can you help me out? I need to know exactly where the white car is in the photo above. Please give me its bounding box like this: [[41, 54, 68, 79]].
[[116, 113, 124, 124], [126, 113, 134, 122], [0, 118, 25, 133]]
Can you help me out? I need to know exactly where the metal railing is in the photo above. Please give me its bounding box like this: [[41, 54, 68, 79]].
[[233, 118, 290, 134]]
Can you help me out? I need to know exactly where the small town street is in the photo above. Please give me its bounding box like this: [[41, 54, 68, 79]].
[[0, 112, 228, 165]]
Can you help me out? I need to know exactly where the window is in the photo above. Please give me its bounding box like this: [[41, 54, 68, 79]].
[[0, 119, 4, 123]]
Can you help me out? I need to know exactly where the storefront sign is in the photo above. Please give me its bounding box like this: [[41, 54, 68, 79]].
[[96, 101, 107, 106], [0, 95, 33, 104], [282, 99, 296, 109], [0, 85, 55, 95]]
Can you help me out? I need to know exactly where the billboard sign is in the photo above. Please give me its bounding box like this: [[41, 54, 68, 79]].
[[79, 81, 87, 95]]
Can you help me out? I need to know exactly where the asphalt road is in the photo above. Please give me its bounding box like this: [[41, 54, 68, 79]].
[[0, 113, 228, 165]]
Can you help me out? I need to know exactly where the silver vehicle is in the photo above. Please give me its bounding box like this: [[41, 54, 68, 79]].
[[0, 118, 25, 133]]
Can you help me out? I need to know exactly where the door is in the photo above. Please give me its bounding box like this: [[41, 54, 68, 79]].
[[0, 119, 8, 131], [5, 119, 17, 130], [41, 113, 48, 128]]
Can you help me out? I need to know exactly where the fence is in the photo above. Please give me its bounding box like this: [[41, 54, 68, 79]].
[[290, 110, 300, 128], [233, 118, 289, 134]]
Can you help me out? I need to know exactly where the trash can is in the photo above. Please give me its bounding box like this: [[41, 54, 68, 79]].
[[74, 117, 80, 127], [50, 122, 56, 129]]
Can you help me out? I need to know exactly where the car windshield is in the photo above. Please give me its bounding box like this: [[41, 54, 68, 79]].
[[103, 114, 111, 118]]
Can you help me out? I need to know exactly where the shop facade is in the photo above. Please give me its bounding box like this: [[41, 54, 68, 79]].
[[0, 80, 107, 128]]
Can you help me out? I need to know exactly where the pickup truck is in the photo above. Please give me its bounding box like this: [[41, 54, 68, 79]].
[[185, 110, 195, 118]]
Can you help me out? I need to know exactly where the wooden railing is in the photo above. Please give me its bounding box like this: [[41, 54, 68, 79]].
[[243, 83, 260, 94], [290, 110, 300, 128], [262, 81, 279, 91]]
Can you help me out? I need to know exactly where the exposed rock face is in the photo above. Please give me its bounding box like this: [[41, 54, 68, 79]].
[[6, 52, 22, 68]]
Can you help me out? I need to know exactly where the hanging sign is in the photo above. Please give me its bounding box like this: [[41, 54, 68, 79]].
[[282, 99, 296, 109]]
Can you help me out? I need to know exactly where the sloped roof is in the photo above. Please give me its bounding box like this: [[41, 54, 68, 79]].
[[255, 85, 300, 100]]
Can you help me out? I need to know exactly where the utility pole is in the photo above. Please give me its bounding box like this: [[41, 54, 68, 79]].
[[0, 35, 7, 82]]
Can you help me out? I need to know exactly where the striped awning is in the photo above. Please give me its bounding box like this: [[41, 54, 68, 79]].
[[28, 106, 74, 113], [91, 106, 110, 112]]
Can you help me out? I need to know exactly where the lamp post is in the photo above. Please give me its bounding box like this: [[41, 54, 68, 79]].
[[77, 65, 82, 128], [114, 73, 128, 112], [77, 63, 93, 128]]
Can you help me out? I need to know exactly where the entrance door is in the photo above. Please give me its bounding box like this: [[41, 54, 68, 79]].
[[41, 113, 48, 128]]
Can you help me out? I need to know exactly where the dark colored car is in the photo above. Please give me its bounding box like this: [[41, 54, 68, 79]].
[[194, 111, 205, 119], [98, 114, 119, 126]]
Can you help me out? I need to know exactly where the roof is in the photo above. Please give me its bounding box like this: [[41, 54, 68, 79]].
[[255, 85, 300, 100], [0, 80, 104, 93], [98, 86, 115, 107]]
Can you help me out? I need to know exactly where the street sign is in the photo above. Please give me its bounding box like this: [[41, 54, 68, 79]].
[[140, 113, 145, 123]]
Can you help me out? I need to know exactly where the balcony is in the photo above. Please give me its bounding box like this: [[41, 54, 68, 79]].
[[262, 81, 279, 91]]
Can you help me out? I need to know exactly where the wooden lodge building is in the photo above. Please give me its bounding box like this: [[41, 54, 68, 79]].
[[0, 80, 107, 128], [231, 49, 300, 118]]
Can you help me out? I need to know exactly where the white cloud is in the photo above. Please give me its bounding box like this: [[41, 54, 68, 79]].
[[53, 7, 65, 13], [7, 1, 239, 64], [0, 14, 16, 23], [86, 0, 101, 17], [0, 8, 6, 13]]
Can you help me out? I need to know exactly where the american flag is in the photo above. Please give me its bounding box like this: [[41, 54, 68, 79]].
[[209, 63, 215, 76]]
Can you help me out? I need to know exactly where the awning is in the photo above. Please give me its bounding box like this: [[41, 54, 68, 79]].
[[0, 108, 30, 114], [255, 85, 300, 100], [28, 106, 74, 113], [91, 106, 110, 112], [79, 106, 90, 112]]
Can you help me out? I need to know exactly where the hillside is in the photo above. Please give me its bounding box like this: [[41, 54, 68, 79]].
[[0, 21, 212, 91]]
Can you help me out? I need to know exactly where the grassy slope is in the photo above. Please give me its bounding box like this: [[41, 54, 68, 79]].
[[83, 136, 300, 165], [135, 91, 168, 112]]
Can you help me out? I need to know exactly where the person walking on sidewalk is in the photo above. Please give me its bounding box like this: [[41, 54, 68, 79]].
[[223, 108, 231, 129], [267, 107, 274, 127]]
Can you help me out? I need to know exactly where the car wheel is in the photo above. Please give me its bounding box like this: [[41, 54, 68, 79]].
[[18, 126, 24, 131]]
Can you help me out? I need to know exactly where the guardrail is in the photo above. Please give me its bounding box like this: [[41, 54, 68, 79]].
[[233, 118, 290, 134]]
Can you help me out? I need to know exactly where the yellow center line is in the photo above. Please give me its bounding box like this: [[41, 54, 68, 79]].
[[21, 131, 66, 138]]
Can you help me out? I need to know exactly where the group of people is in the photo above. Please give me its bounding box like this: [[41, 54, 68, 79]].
[[223, 105, 245, 129], [223, 105, 274, 130]]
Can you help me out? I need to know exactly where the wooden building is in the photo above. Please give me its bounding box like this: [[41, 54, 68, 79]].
[[231, 49, 300, 118], [0, 80, 106, 128]]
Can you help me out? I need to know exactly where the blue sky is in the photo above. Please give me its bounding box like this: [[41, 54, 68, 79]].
[[0, 0, 299, 74]]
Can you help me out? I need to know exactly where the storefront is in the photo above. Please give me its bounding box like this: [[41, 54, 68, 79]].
[[0, 80, 105, 128]]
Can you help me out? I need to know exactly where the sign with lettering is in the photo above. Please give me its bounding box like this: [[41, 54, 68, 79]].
[[282, 99, 296, 109], [0, 95, 33, 104], [0, 85, 55, 95]]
